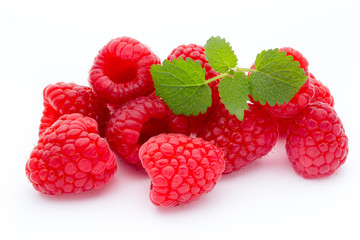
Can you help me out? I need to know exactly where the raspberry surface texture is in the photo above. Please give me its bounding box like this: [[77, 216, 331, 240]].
[[39, 82, 109, 137], [26, 114, 117, 194], [89, 37, 160, 104], [198, 103, 279, 174], [139, 133, 225, 207], [286, 102, 348, 178], [167, 44, 220, 133], [106, 96, 190, 167], [308, 73, 334, 107]]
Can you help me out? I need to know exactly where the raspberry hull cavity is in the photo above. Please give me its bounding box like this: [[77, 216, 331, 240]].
[[105, 96, 190, 167], [89, 37, 160, 104]]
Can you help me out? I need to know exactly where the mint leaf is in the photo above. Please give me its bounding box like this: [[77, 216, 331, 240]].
[[219, 72, 250, 121], [150, 58, 212, 116], [204, 36, 238, 73], [249, 49, 308, 106]]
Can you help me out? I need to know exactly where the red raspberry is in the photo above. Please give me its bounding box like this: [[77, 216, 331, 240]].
[[139, 133, 225, 207], [308, 73, 334, 107], [39, 82, 109, 137], [198, 103, 279, 174], [286, 103, 348, 178], [106, 96, 190, 167], [167, 44, 220, 134], [249, 48, 314, 119], [89, 37, 160, 104], [26, 114, 117, 195]]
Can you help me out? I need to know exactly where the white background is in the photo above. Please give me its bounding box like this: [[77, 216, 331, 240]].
[[1, 0, 359, 239]]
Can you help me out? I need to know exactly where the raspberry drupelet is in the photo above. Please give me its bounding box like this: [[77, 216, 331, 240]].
[[308, 73, 334, 107]]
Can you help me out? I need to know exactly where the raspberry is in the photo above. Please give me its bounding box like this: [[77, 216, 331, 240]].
[[167, 44, 220, 134], [198, 103, 279, 174], [106, 96, 190, 167], [139, 133, 225, 207], [89, 37, 160, 104], [286, 103, 348, 178], [26, 114, 117, 195], [39, 82, 109, 137], [249, 48, 314, 119], [308, 73, 334, 107]]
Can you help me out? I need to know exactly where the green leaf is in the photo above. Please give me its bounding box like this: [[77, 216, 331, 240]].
[[249, 49, 308, 106], [150, 58, 212, 116], [218, 72, 250, 121], [204, 36, 238, 73]]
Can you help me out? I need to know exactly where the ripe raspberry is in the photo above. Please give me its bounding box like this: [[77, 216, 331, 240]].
[[106, 96, 190, 167], [286, 102, 348, 178], [89, 37, 160, 104], [39, 82, 109, 137], [198, 103, 279, 174], [139, 133, 225, 207], [26, 114, 117, 195], [167, 44, 220, 133], [308, 73, 334, 107], [249, 48, 314, 119]]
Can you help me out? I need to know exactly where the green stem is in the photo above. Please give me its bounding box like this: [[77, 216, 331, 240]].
[[234, 67, 256, 72], [205, 67, 256, 85], [206, 72, 229, 84]]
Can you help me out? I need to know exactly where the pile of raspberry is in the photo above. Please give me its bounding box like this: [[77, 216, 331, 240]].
[[25, 37, 349, 207]]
